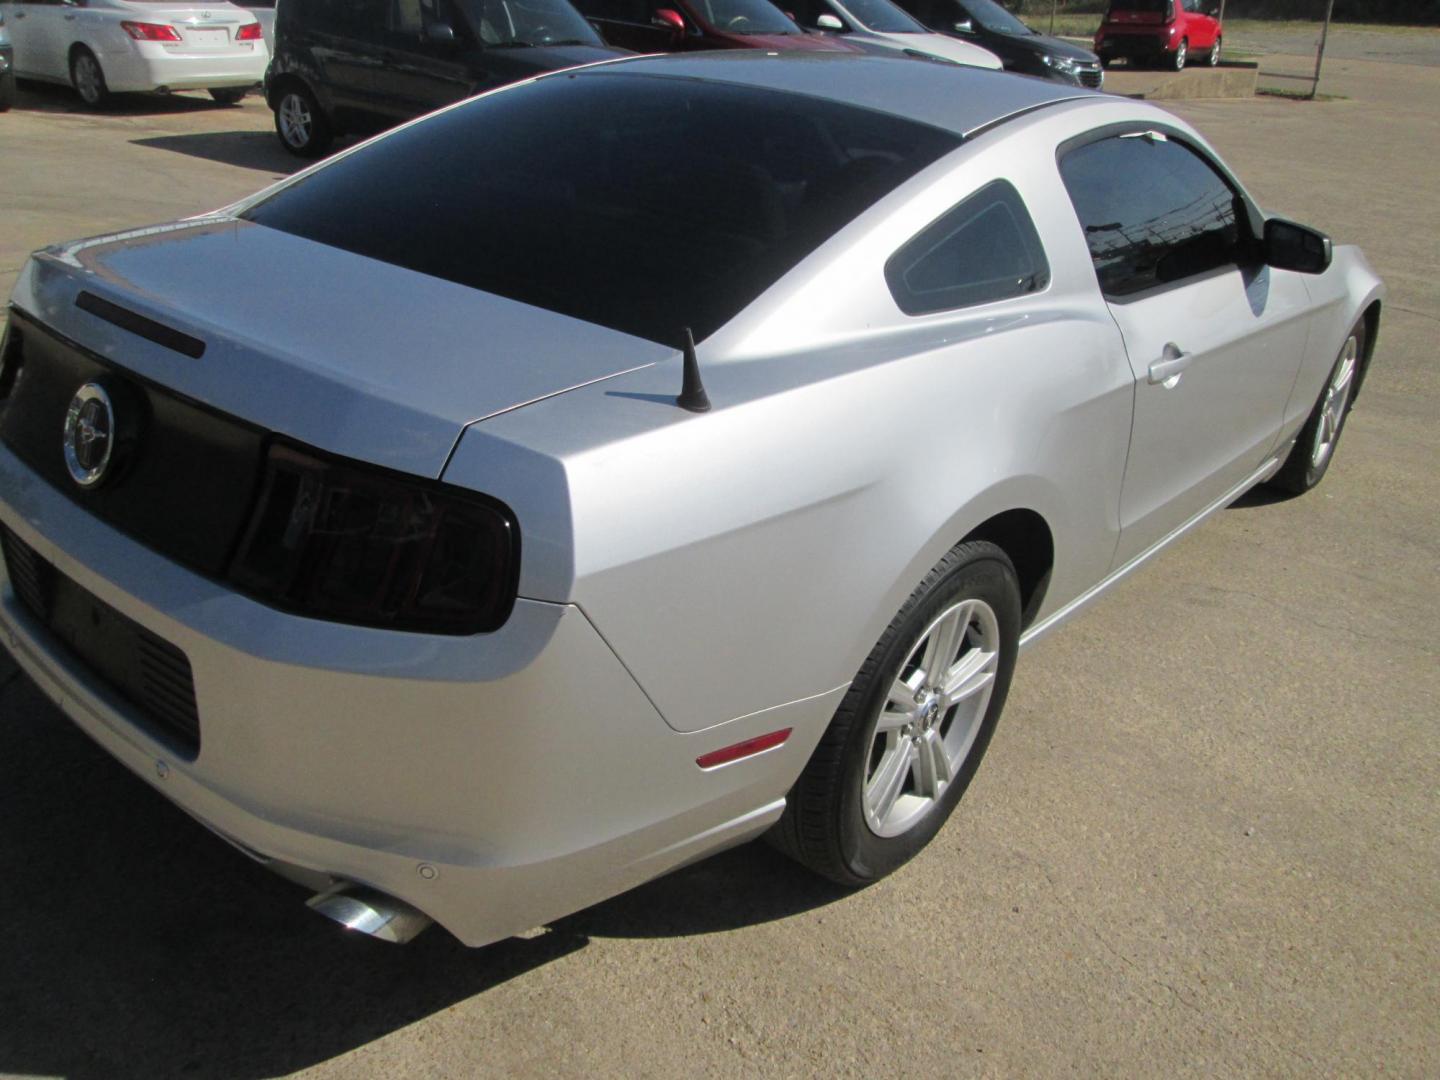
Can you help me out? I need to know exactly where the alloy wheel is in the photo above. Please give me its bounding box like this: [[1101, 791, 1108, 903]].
[[74, 55, 102, 105], [279, 93, 313, 149], [862, 598, 1000, 838], [1311, 334, 1358, 472]]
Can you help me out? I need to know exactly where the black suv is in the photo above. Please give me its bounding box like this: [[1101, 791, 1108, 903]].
[[265, 0, 627, 157], [892, 0, 1103, 87]]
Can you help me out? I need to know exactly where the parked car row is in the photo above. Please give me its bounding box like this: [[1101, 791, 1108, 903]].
[[0, 0, 1127, 138]]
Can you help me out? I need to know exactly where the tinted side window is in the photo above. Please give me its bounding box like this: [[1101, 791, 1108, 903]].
[[297, 0, 389, 37], [1059, 133, 1249, 297], [886, 180, 1049, 316]]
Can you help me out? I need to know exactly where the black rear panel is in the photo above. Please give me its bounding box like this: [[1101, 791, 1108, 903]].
[[0, 308, 265, 574], [2, 525, 201, 758]]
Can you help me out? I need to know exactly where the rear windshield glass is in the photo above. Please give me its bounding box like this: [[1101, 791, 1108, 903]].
[[242, 73, 959, 344], [1107, 0, 1170, 12], [844, 0, 926, 34]]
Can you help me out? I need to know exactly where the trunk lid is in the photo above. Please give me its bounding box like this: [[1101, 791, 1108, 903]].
[[16, 217, 670, 478]]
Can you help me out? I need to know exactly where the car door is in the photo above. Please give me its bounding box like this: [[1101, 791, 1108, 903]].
[[378, 0, 474, 116], [1058, 129, 1313, 567], [300, 0, 391, 118], [6, 0, 65, 79], [1181, 0, 1217, 48]]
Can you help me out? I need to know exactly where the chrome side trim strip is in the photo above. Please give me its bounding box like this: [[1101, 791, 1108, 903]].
[[1019, 456, 1281, 650]]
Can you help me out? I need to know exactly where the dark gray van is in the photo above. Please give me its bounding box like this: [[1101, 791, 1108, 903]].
[[265, 0, 626, 156]]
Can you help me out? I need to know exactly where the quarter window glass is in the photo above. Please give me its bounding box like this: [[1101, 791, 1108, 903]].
[[886, 180, 1049, 316], [1059, 133, 1248, 297]]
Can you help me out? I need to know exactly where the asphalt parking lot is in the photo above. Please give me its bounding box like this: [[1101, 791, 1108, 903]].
[[2, 39, 1438, 1078]]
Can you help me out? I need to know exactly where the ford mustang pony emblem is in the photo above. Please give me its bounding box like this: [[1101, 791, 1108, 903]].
[[62, 383, 115, 488]]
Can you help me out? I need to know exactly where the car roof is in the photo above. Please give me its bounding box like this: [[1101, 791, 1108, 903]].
[[573, 52, 1099, 139]]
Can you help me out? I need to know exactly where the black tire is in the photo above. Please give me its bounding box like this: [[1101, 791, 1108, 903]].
[[1269, 319, 1365, 495], [1172, 38, 1188, 71], [1208, 36, 1221, 66], [70, 47, 108, 109], [0, 72, 14, 113], [273, 83, 333, 158], [209, 87, 248, 105], [769, 541, 1021, 886]]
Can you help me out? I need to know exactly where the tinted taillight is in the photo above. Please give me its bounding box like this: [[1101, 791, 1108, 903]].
[[236, 22, 263, 41], [122, 21, 183, 42], [229, 443, 519, 634]]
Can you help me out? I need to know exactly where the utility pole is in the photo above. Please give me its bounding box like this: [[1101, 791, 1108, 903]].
[[1050, 0, 1058, 37], [1311, 0, 1336, 100]]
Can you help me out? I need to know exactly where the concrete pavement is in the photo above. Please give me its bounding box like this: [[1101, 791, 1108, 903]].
[[0, 56, 1436, 1079]]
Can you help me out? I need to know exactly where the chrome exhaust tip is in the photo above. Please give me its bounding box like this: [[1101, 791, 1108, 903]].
[[307, 883, 434, 944]]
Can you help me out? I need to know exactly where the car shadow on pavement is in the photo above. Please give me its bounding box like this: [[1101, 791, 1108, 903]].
[[13, 78, 249, 117], [131, 132, 302, 176], [1228, 484, 1294, 510], [553, 843, 852, 941], [0, 671, 843, 1079]]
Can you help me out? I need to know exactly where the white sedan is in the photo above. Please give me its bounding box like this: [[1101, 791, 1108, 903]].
[[0, 0, 267, 107]]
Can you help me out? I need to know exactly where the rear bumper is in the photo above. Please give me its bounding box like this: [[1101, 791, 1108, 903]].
[[1095, 29, 1181, 59], [0, 439, 829, 945], [99, 40, 269, 92]]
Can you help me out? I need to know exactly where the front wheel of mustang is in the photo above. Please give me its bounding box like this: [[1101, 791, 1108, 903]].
[[1269, 319, 1365, 495], [769, 541, 1021, 886]]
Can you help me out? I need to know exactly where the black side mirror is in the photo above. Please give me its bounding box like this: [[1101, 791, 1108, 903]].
[[423, 20, 457, 45], [1264, 217, 1332, 275]]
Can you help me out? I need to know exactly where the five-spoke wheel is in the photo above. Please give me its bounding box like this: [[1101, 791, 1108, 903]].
[[770, 541, 1020, 886], [1271, 320, 1366, 495], [275, 84, 332, 158], [863, 598, 1000, 838]]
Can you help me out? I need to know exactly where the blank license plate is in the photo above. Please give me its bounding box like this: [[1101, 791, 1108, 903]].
[[185, 27, 229, 45]]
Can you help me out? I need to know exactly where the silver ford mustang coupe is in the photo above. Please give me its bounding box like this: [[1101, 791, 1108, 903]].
[[0, 53, 1382, 946]]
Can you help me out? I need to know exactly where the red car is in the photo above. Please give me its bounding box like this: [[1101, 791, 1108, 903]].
[[576, 0, 860, 53], [1095, 0, 1222, 72]]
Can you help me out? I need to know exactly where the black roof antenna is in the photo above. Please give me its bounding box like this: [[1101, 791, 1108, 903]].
[[677, 327, 711, 413]]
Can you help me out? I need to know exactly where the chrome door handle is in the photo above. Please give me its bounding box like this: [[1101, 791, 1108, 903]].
[[1148, 343, 1192, 387]]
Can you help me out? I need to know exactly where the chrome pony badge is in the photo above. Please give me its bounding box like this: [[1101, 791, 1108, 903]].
[[63, 383, 116, 488]]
